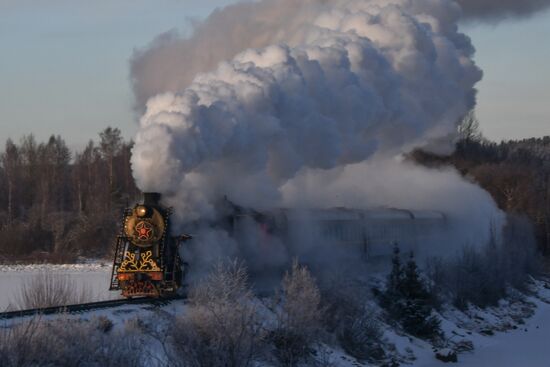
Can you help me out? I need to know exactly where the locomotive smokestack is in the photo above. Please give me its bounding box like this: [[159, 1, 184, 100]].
[[143, 192, 161, 206]]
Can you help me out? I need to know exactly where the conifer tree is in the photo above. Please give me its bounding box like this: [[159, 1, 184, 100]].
[[380, 244, 405, 316], [400, 252, 441, 339], [381, 247, 442, 340], [388, 244, 403, 293]]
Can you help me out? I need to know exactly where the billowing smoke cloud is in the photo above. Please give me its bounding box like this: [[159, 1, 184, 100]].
[[457, 0, 550, 21], [132, 0, 480, 209], [130, 0, 550, 111], [130, 0, 327, 110], [130, 0, 503, 276], [131, 0, 477, 111]]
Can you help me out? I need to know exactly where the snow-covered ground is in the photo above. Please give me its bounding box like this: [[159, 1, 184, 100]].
[[415, 296, 550, 367], [410, 281, 550, 367], [0, 263, 121, 311], [5, 291, 548, 367], [450, 298, 550, 367], [410, 299, 550, 366], [316, 279, 550, 366], [2, 264, 550, 366]]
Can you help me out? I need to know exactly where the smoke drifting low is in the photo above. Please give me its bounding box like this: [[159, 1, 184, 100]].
[[130, 0, 504, 277], [282, 158, 504, 255]]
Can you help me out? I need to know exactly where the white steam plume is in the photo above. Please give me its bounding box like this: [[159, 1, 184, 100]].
[[132, 0, 481, 217], [131, 0, 479, 111], [130, 0, 550, 110], [130, 0, 503, 269]]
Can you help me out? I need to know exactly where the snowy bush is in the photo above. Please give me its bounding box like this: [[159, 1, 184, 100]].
[[48, 318, 145, 367], [321, 278, 365, 333], [15, 271, 94, 309], [449, 244, 506, 309], [320, 278, 386, 363], [93, 315, 114, 333], [167, 261, 263, 367], [0, 316, 145, 367], [338, 311, 385, 363], [499, 215, 540, 290], [0, 317, 48, 367], [270, 261, 323, 366], [426, 215, 539, 309]]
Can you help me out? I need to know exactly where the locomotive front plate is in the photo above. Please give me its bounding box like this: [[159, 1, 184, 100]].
[[124, 206, 166, 247]]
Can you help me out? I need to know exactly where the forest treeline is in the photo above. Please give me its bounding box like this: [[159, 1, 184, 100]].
[[0, 128, 140, 262], [0, 119, 549, 262], [412, 114, 550, 255]]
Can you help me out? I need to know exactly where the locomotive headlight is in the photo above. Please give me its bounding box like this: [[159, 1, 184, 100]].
[[136, 206, 147, 217]]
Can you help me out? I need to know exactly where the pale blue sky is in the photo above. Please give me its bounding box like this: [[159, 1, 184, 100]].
[[0, 1, 548, 149], [466, 9, 550, 141]]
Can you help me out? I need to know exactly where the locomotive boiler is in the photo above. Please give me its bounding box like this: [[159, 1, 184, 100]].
[[109, 192, 191, 297]]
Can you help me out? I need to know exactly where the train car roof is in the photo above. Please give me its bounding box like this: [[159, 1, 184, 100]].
[[278, 207, 445, 221], [219, 197, 446, 221], [407, 210, 446, 219]]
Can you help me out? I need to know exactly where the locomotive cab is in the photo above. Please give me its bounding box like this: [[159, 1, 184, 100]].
[[109, 193, 191, 298]]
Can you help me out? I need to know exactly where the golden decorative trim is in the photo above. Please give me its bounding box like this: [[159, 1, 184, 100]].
[[119, 250, 161, 272], [122, 280, 159, 297]]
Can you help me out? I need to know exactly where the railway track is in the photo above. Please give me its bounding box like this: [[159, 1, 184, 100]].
[[0, 296, 183, 320]]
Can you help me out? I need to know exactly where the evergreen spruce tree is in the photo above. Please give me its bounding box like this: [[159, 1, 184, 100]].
[[388, 244, 403, 292], [401, 252, 442, 339], [403, 252, 428, 299], [381, 244, 405, 315], [381, 247, 442, 340]]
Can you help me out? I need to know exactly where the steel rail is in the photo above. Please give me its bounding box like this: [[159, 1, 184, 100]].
[[0, 296, 183, 320]]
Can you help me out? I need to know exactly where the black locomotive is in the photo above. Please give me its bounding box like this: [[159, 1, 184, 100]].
[[109, 193, 191, 297], [110, 193, 447, 297]]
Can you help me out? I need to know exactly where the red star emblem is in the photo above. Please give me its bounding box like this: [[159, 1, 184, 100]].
[[135, 221, 153, 240]]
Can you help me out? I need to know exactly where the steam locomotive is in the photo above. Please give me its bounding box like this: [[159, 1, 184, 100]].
[[110, 193, 447, 297], [109, 193, 191, 298]]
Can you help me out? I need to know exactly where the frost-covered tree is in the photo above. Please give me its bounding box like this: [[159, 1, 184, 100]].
[[168, 261, 263, 367], [271, 261, 323, 366]]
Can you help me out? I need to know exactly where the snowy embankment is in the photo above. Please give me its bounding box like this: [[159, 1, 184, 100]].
[[0, 263, 121, 311], [408, 280, 550, 367], [18, 278, 547, 367], [447, 298, 550, 367], [305, 279, 550, 366], [2, 266, 550, 366]]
